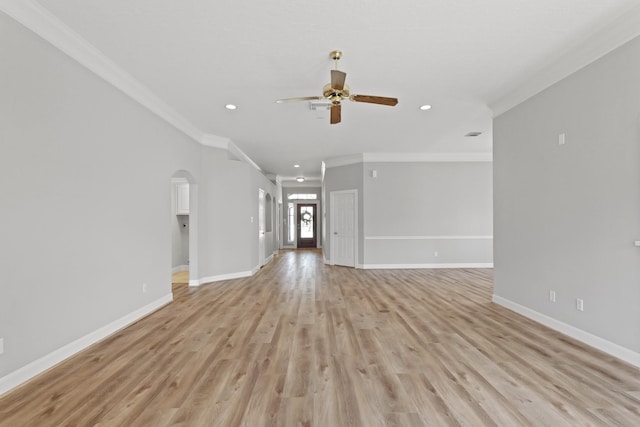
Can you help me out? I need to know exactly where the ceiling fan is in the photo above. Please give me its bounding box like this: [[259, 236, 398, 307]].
[[276, 50, 398, 124]]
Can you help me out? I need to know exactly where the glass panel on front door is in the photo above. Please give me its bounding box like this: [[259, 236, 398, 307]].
[[297, 204, 317, 248], [300, 206, 314, 238]]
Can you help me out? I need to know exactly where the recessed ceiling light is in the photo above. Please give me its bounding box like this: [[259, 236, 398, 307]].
[[419, 105, 432, 111], [225, 104, 237, 110], [296, 177, 305, 182], [294, 164, 300, 168]]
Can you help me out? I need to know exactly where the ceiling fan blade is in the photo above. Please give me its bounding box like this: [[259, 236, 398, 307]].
[[331, 70, 347, 91], [350, 94, 398, 106], [330, 103, 341, 124], [276, 96, 323, 103]]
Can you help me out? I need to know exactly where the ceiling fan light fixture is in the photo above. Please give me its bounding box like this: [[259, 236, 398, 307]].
[[296, 177, 305, 182], [275, 50, 398, 125]]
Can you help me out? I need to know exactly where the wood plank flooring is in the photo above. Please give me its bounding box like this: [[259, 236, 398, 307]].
[[172, 270, 189, 285], [2, 249, 640, 426]]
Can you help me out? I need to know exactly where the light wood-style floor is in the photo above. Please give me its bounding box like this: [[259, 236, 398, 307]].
[[2, 249, 640, 426], [172, 270, 189, 285]]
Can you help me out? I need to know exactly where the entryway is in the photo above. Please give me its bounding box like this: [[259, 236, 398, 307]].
[[297, 204, 317, 248]]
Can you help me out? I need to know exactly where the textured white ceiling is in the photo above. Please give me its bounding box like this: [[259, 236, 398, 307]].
[[33, 0, 640, 182]]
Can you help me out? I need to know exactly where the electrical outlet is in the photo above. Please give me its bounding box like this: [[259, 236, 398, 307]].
[[142, 283, 148, 293], [0, 338, 4, 354], [434, 251, 439, 257], [558, 133, 566, 145], [576, 298, 584, 312], [549, 290, 556, 303]]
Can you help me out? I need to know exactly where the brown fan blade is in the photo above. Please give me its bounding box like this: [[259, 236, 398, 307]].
[[330, 102, 341, 124], [275, 96, 323, 103], [331, 70, 347, 91], [350, 94, 398, 106]]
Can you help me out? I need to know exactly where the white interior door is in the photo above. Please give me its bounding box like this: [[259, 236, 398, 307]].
[[258, 188, 265, 267], [331, 190, 356, 267]]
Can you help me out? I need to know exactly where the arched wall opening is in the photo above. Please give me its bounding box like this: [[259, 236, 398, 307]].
[[171, 170, 199, 287]]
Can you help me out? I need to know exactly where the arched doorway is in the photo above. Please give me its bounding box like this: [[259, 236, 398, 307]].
[[171, 171, 198, 288]]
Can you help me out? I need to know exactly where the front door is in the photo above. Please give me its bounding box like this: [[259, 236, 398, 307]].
[[297, 204, 317, 248]]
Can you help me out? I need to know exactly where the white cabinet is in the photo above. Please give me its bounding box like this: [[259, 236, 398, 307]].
[[175, 182, 190, 215]]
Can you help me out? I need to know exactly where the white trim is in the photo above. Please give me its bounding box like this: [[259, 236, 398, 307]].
[[324, 154, 365, 169], [365, 235, 493, 240], [264, 254, 274, 265], [363, 152, 492, 163], [324, 152, 493, 168], [200, 134, 230, 150], [0, 293, 172, 397], [491, 4, 640, 117], [191, 270, 255, 287], [0, 2, 268, 174], [228, 141, 262, 172], [361, 263, 493, 270], [171, 265, 189, 274], [492, 295, 640, 368], [0, 0, 204, 144]]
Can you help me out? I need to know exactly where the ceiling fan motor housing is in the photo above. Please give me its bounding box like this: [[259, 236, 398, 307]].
[[323, 83, 349, 102]]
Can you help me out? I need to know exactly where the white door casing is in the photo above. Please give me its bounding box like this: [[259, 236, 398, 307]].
[[258, 188, 265, 267], [330, 190, 357, 267]]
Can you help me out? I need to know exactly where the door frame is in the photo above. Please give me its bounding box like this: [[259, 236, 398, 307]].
[[296, 203, 318, 248], [330, 189, 358, 266], [258, 188, 265, 267], [171, 171, 199, 287]]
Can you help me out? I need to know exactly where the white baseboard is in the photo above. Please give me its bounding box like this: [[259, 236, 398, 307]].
[[190, 270, 254, 287], [361, 262, 494, 270], [0, 293, 173, 397], [171, 265, 189, 274], [492, 295, 640, 368], [187, 254, 278, 287]]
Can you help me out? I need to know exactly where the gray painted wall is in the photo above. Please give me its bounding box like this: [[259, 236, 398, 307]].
[[0, 12, 277, 381], [323, 161, 492, 267], [250, 167, 278, 267], [363, 162, 493, 266], [0, 13, 201, 377], [494, 36, 640, 352]]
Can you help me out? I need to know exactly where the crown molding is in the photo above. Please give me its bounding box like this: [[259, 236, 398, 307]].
[[490, 4, 640, 117], [363, 152, 492, 163], [324, 152, 491, 168], [0, 1, 267, 174], [323, 154, 365, 169], [200, 134, 230, 149], [0, 0, 210, 144], [228, 141, 262, 172]]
